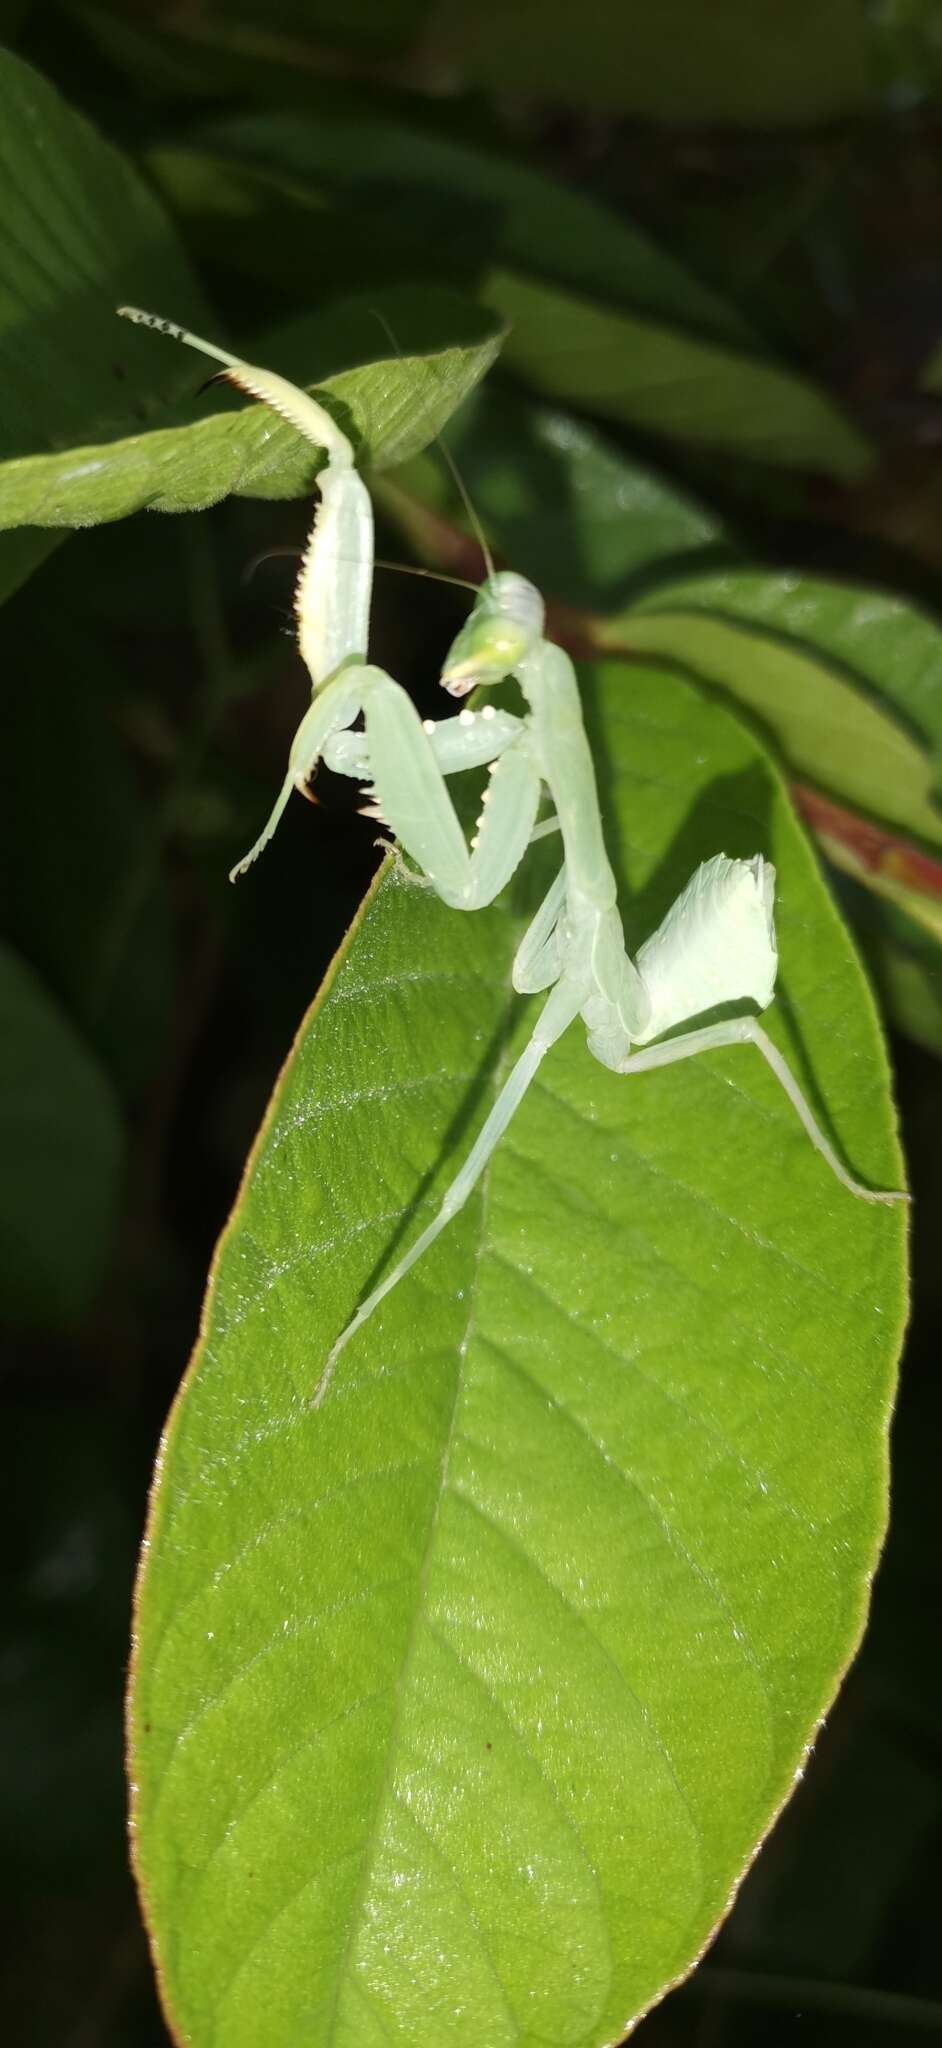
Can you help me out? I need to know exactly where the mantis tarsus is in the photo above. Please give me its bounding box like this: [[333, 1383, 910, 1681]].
[[119, 307, 907, 1409]]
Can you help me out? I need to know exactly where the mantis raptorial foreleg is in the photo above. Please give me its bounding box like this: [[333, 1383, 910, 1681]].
[[118, 305, 376, 880], [118, 310, 546, 904]]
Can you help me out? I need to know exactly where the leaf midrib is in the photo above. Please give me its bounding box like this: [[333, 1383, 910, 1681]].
[[316, 938, 525, 2045]]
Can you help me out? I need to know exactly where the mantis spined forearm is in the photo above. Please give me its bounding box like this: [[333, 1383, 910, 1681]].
[[119, 310, 907, 1411], [118, 309, 547, 907]]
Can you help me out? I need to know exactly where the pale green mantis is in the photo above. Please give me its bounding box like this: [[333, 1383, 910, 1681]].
[[119, 308, 907, 1408]]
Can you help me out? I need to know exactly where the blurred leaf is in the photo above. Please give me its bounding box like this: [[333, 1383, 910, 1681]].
[[1, 591, 177, 1095], [384, 382, 729, 609], [0, 46, 211, 466], [73, 2, 486, 134], [130, 665, 905, 2046], [425, 0, 870, 125], [486, 271, 872, 478], [149, 125, 870, 473], [866, 0, 942, 110], [146, 142, 498, 314], [839, 875, 942, 1058], [185, 109, 757, 343], [608, 570, 942, 852], [0, 946, 124, 1329], [0, 288, 505, 528], [871, 924, 942, 1056]]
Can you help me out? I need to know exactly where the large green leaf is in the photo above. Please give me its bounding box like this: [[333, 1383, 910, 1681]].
[[0, 288, 505, 530], [130, 665, 905, 2044], [610, 569, 942, 850], [485, 272, 871, 479]]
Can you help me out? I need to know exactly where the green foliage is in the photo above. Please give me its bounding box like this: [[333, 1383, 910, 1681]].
[[4, 11, 939, 2046], [615, 575, 942, 850], [0, 44, 208, 587], [0, 47, 208, 462], [385, 382, 728, 610], [131, 666, 905, 2045], [178, 105, 754, 340], [486, 273, 871, 478], [149, 108, 871, 476]]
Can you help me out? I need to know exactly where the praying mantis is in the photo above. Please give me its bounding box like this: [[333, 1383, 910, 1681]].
[[119, 307, 907, 1407]]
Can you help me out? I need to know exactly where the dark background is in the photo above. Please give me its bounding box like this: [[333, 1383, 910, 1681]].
[[2, 4, 942, 2042]]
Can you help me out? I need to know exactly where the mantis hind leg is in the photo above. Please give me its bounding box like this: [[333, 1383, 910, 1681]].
[[513, 867, 567, 993], [616, 1013, 907, 1205]]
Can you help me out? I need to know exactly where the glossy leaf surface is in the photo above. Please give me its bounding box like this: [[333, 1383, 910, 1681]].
[[614, 571, 942, 851]]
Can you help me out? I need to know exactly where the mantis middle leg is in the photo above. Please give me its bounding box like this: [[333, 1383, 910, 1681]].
[[614, 1014, 905, 1205], [312, 971, 587, 1406]]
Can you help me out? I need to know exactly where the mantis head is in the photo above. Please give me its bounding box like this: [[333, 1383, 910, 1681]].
[[441, 572, 545, 697]]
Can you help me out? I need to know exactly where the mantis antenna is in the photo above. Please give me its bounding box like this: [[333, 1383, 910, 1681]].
[[242, 545, 479, 597], [369, 308, 496, 582]]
